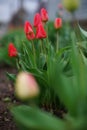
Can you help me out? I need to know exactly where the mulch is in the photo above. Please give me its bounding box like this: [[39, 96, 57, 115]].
[[0, 66, 18, 130]]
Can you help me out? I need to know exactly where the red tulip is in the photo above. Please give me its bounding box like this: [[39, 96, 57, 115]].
[[41, 8, 48, 22], [8, 43, 17, 57], [54, 18, 62, 29], [24, 21, 32, 34], [26, 33, 35, 40], [24, 21, 35, 40], [34, 13, 41, 27], [35, 23, 47, 39]]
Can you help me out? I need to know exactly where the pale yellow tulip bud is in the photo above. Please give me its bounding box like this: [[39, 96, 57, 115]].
[[15, 72, 39, 100], [62, 0, 80, 12]]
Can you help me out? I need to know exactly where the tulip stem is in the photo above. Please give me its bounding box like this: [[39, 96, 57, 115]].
[[46, 23, 48, 40], [31, 40, 36, 67], [56, 31, 59, 53], [45, 23, 49, 49], [41, 39, 46, 55], [46, 23, 50, 57], [40, 39, 46, 55], [16, 58, 20, 70], [40, 40, 43, 54]]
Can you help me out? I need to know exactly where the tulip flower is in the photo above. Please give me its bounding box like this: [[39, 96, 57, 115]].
[[35, 23, 47, 39], [62, 0, 80, 12], [24, 21, 35, 40], [8, 43, 17, 57], [26, 33, 35, 40], [54, 18, 62, 29], [41, 8, 49, 22], [15, 72, 39, 100], [34, 13, 42, 27], [24, 21, 32, 34]]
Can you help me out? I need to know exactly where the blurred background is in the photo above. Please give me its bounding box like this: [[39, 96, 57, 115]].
[[0, 0, 87, 37]]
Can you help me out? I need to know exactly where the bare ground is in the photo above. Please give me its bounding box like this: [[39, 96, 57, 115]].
[[0, 66, 18, 130]]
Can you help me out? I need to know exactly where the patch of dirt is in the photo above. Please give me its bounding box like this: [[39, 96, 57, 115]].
[[0, 66, 18, 130]]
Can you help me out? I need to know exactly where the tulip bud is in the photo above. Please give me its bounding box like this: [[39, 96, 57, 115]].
[[34, 13, 41, 27], [62, 0, 80, 12], [41, 8, 49, 22], [15, 72, 39, 100], [8, 43, 18, 57], [35, 23, 47, 39], [24, 21, 35, 40], [54, 18, 62, 29]]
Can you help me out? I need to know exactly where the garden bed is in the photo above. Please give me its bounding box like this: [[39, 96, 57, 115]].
[[1, 2, 87, 129], [0, 66, 18, 130]]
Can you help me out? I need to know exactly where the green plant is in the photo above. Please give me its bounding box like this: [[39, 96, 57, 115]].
[[0, 21, 72, 66], [6, 18, 73, 107], [11, 31, 87, 130], [6, 6, 87, 130]]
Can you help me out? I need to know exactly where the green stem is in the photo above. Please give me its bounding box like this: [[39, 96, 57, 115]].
[[46, 23, 48, 39], [31, 40, 36, 67], [45, 23, 49, 51], [41, 39, 46, 55], [40, 40, 43, 54], [56, 31, 59, 53], [16, 57, 20, 70], [41, 39, 47, 65]]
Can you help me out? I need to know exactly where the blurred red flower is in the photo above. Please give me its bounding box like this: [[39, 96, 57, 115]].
[[36, 23, 47, 39], [8, 43, 17, 57], [54, 18, 62, 29], [24, 21, 35, 40], [34, 13, 41, 27], [24, 21, 32, 34], [41, 8, 48, 22]]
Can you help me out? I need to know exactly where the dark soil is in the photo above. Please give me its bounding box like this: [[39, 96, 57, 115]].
[[0, 66, 18, 130]]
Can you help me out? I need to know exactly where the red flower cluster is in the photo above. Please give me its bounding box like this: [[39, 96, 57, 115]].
[[24, 8, 62, 40], [24, 8, 48, 40], [54, 18, 62, 29], [8, 43, 17, 57]]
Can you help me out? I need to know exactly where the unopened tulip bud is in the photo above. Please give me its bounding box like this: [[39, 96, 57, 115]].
[[54, 18, 62, 29], [35, 23, 47, 39], [8, 43, 18, 57], [41, 8, 49, 22], [34, 13, 41, 27], [62, 0, 80, 12], [24, 21, 35, 40], [15, 72, 39, 100]]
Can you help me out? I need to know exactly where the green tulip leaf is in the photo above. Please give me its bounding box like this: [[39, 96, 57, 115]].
[[11, 105, 66, 130], [78, 24, 87, 37]]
